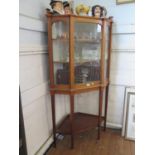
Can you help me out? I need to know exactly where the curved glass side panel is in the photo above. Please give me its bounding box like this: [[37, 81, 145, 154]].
[[74, 22, 101, 84], [52, 19, 69, 85], [104, 21, 110, 81]]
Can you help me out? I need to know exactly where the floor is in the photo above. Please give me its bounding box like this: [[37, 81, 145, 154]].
[[46, 128, 134, 155]]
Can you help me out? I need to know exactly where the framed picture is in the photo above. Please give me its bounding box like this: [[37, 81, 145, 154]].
[[116, 0, 135, 5], [125, 92, 135, 140], [122, 87, 135, 140]]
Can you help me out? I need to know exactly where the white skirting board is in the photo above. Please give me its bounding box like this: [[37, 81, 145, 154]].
[[106, 122, 122, 129], [35, 136, 53, 155]]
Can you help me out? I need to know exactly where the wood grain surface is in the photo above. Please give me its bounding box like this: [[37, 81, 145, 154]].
[[47, 128, 135, 155]]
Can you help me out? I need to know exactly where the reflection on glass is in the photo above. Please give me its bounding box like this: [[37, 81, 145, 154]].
[[52, 19, 69, 85], [75, 61, 100, 84], [74, 23, 101, 41], [104, 22, 110, 80], [52, 21, 69, 39], [74, 22, 101, 84]]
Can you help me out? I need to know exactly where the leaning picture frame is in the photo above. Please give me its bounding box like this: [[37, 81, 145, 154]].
[[125, 92, 135, 140], [116, 0, 135, 5], [122, 87, 135, 140]]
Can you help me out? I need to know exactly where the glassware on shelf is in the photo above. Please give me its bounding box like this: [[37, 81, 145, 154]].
[[75, 49, 80, 62], [65, 52, 69, 62], [89, 32, 93, 40], [52, 20, 69, 40], [52, 23, 57, 39]]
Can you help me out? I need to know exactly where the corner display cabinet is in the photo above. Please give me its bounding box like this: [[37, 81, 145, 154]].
[[46, 12, 113, 149]]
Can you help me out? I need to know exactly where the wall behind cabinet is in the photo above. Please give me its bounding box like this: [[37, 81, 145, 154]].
[[74, 0, 135, 128], [19, 0, 69, 155]]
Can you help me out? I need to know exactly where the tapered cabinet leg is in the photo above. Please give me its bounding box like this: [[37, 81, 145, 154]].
[[70, 94, 74, 149], [104, 85, 109, 131], [98, 87, 103, 140], [71, 134, 74, 149], [51, 94, 56, 148]]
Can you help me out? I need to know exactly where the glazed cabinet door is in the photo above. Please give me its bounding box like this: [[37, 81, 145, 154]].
[[51, 18, 70, 85], [73, 21, 102, 87]]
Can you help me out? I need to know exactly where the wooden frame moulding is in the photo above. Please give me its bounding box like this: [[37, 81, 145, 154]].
[[116, 0, 135, 5], [47, 16, 54, 89], [74, 17, 102, 25]]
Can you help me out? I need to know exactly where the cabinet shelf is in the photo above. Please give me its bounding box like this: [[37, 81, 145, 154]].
[[53, 61, 69, 63], [57, 113, 105, 134], [75, 39, 101, 43], [53, 60, 100, 64], [52, 38, 69, 41], [52, 38, 101, 43]]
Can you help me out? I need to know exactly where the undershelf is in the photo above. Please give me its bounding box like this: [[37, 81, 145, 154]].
[[57, 113, 105, 135]]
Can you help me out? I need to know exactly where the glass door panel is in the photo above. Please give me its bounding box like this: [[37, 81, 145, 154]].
[[74, 22, 101, 84], [52, 19, 69, 85]]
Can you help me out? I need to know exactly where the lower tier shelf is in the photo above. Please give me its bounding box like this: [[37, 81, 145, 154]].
[[57, 112, 105, 135]]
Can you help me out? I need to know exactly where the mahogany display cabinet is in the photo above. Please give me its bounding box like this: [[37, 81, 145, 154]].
[[46, 12, 113, 149]]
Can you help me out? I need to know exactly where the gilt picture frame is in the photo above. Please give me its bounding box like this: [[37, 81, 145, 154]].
[[116, 0, 135, 5]]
